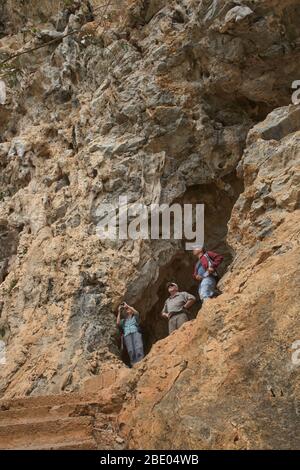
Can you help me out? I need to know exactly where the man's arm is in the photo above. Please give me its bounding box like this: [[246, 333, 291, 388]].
[[192, 263, 198, 280], [116, 306, 122, 326], [193, 261, 203, 281], [161, 301, 169, 319], [124, 303, 139, 316], [183, 292, 196, 309], [184, 298, 196, 309]]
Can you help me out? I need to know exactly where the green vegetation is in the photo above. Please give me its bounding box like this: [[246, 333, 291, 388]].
[[8, 278, 18, 293], [63, 0, 74, 7]]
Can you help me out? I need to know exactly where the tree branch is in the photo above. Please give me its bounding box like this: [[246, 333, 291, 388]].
[[0, 29, 81, 67], [0, 0, 113, 68]]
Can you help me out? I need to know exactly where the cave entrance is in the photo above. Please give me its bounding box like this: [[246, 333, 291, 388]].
[[0, 223, 19, 285], [140, 250, 198, 354], [120, 250, 198, 365], [133, 172, 243, 356]]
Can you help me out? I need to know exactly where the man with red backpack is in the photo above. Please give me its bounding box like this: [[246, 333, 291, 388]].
[[192, 246, 224, 302]]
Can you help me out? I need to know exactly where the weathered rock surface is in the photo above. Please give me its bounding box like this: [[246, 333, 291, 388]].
[[0, 0, 299, 450], [0, 385, 126, 450], [118, 105, 300, 449]]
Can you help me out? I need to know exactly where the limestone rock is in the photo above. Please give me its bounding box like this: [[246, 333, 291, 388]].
[[0, 0, 299, 451], [36, 30, 64, 43], [118, 104, 300, 450], [225, 5, 254, 24]]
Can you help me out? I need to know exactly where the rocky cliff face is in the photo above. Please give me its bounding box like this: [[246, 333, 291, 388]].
[[0, 0, 299, 449], [118, 105, 300, 449]]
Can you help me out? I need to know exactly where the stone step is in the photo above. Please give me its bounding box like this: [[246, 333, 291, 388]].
[[0, 402, 102, 426], [0, 392, 101, 412], [18, 438, 98, 450], [0, 415, 95, 450]]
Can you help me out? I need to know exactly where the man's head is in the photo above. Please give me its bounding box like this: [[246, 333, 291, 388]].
[[166, 282, 179, 296], [193, 245, 205, 258]]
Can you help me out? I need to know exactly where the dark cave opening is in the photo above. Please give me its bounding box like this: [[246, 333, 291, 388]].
[[0, 223, 20, 285], [129, 172, 244, 358], [141, 250, 199, 354]]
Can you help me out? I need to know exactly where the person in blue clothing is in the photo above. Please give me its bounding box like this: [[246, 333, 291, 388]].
[[117, 302, 144, 366], [193, 261, 216, 301], [193, 246, 224, 302]]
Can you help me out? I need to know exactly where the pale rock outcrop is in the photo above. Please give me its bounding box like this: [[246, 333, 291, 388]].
[[224, 6, 254, 24]]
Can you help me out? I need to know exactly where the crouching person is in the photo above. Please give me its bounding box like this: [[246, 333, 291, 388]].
[[117, 302, 144, 367], [162, 282, 196, 335]]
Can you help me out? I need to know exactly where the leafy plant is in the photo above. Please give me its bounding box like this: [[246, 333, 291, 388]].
[[0, 60, 18, 81], [8, 278, 18, 293], [63, 0, 74, 7]]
